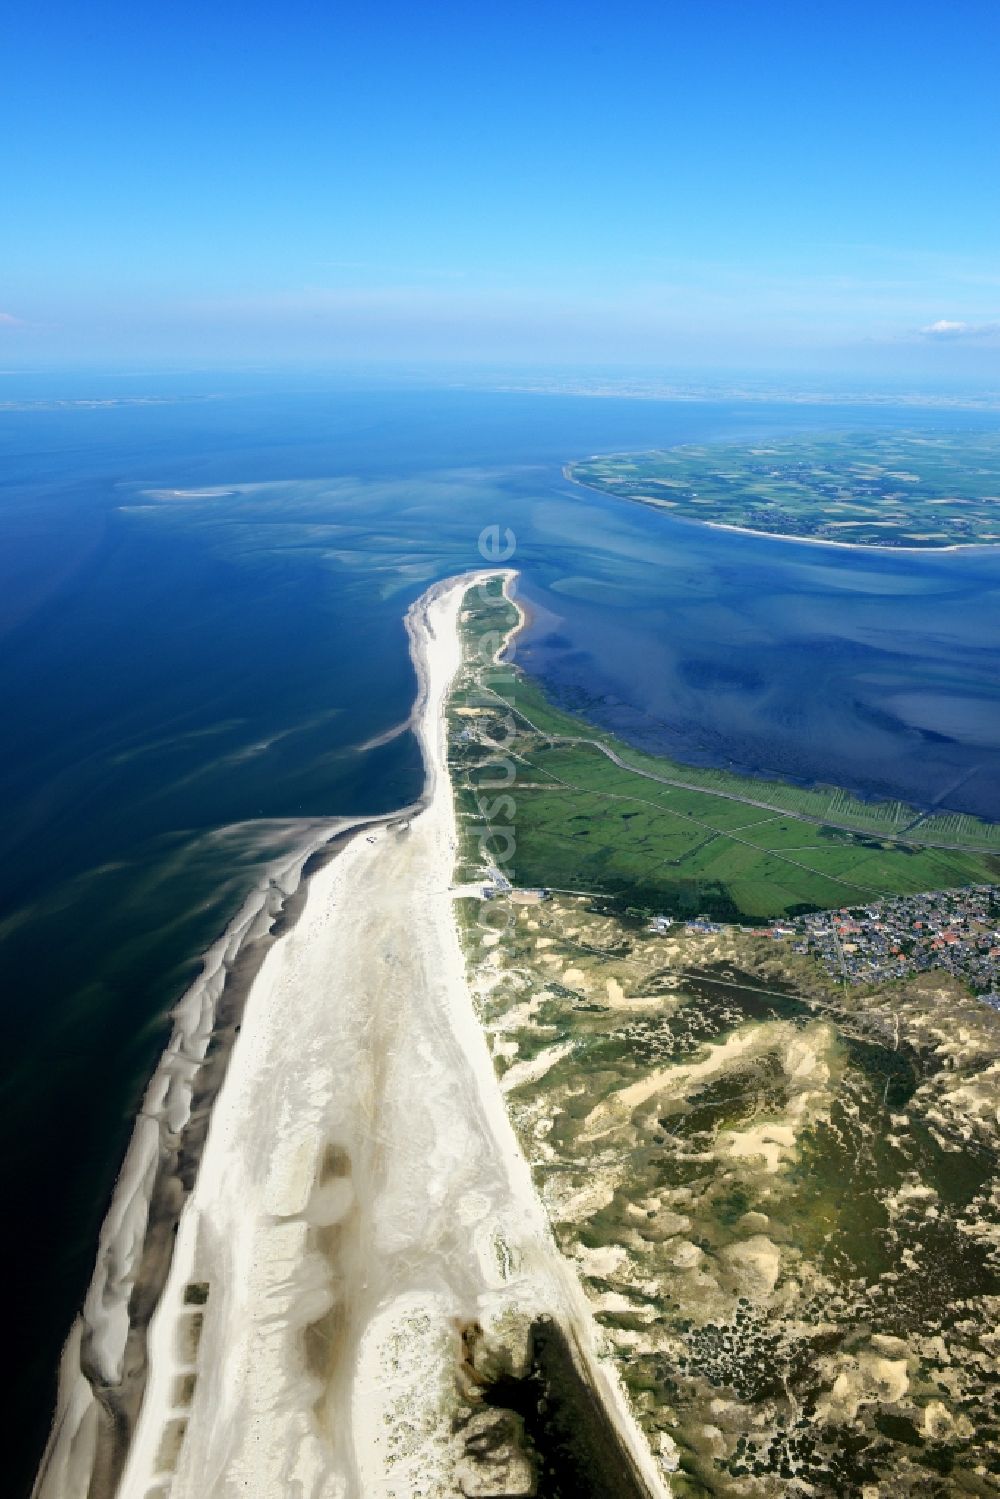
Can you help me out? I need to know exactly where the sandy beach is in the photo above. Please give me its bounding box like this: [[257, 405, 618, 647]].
[[33, 816, 359, 1499], [702, 519, 990, 553], [40, 570, 666, 1498]]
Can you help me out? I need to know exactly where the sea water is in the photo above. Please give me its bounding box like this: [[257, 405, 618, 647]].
[[2, 372, 999, 1490]]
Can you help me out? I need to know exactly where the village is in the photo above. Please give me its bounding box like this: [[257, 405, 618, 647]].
[[784, 883, 1000, 1003], [649, 887, 1000, 1006], [479, 870, 1000, 1008]]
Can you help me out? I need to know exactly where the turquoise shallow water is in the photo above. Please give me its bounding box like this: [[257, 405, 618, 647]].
[[2, 373, 999, 1489]]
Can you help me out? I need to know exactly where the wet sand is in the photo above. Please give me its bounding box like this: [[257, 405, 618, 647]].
[[31, 818, 382, 1499]]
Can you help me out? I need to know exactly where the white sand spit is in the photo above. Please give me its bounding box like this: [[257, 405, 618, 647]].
[[105, 572, 666, 1499]]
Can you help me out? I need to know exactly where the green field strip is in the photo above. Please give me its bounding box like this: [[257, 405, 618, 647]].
[[449, 575, 999, 921]]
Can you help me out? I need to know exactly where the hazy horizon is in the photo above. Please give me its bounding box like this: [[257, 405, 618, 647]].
[[4, 0, 999, 378]]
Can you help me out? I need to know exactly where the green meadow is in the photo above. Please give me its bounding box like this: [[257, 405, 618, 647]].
[[450, 578, 1000, 922]]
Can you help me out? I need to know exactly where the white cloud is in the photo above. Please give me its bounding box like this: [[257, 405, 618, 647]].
[[919, 317, 1000, 340], [0, 311, 24, 327]]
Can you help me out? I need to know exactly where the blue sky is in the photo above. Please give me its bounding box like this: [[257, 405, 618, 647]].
[[3, 0, 999, 375]]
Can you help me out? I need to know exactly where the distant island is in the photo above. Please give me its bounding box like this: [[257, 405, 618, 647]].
[[566, 431, 1000, 549]]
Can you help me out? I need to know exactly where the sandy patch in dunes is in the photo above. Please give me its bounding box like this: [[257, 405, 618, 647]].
[[721, 1235, 782, 1297]]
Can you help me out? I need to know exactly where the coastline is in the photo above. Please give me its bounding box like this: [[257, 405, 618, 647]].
[[31, 816, 400, 1499], [36, 568, 666, 1499], [562, 465, 998, 554], [504, 571, 531, 646], [32, 594, 442, 1496], [703, 518, 990, 554]]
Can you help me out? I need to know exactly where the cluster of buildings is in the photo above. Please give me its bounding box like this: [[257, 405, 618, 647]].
[[789, 884, 1000, 997], [647, 886, 1000, 1007], [650, 914, 723, 935]]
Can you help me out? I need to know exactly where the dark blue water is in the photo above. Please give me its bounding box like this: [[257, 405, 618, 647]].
[[2, 373, 999, 1490]]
